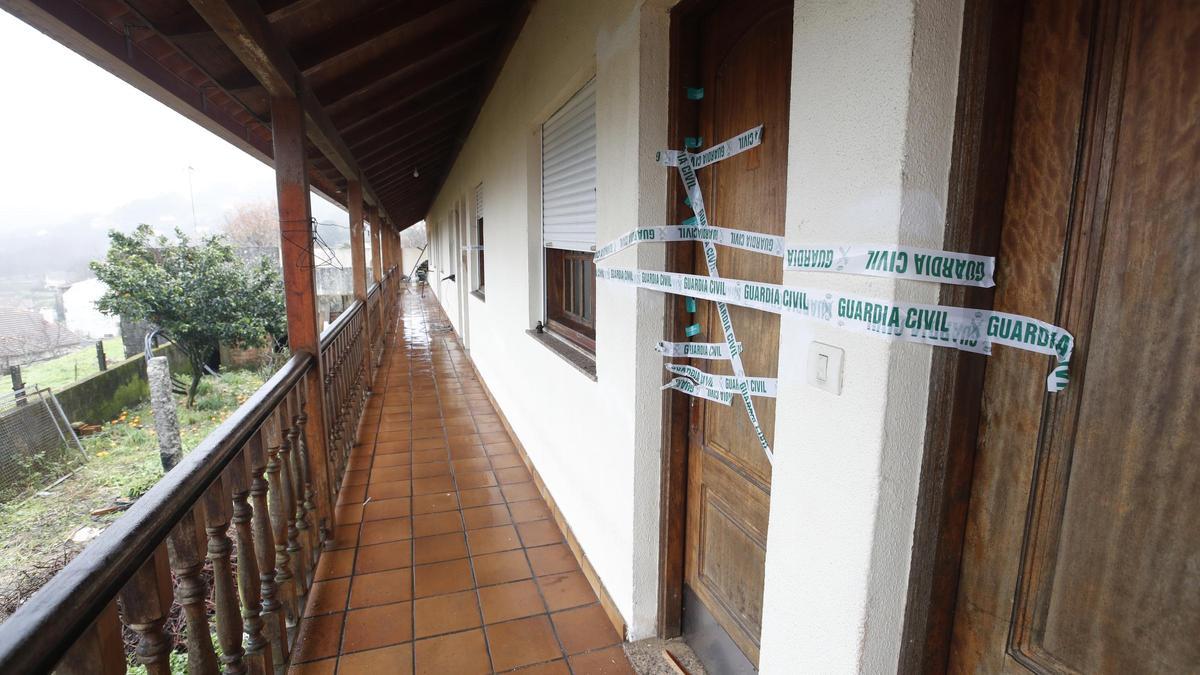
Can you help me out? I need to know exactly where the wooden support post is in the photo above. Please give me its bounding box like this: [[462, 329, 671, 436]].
[[348, 181, 371, 390], [270, 94, 335, 544], [369, 206, 383, 285]]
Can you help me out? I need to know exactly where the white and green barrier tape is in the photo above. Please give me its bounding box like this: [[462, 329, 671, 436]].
[[784, 244, 995, 287], [665, 364, 777, 397], [656, 340, 742, 359], [593, 225, 786, 261], [657, 126, 764, 171], [598, 265, 1074, 392], [594, 230, 995, 288], [665, 127, 775, 462], [662, 377, 734, 405]]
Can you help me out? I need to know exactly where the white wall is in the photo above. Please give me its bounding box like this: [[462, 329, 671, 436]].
[[63, 278, 119, 339], [424, 0, 671, 639], [425, 0, 966, 669], [758, 0, 964, 672]]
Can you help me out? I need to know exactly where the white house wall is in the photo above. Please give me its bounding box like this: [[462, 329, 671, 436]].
[[424, 0, 966, 670], [424, 0, 669, 640]]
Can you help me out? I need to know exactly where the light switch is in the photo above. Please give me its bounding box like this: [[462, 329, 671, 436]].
[[807, 342, 844, 395]]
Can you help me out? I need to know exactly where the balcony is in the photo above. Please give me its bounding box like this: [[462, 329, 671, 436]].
[[0, 281, 632, 674]]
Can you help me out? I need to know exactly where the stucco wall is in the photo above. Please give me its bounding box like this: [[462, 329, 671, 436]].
[[424, 0, 670, 638], [758, 0, 964, 671], [424, 0, 965, 669]]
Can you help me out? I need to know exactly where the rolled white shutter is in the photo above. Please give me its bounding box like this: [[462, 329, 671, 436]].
[[474, 183, 483, 223], [542, 79, 597, 252]]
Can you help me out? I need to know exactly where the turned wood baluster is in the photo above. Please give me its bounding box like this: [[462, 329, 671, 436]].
[[292, 386, 323, 560], [228, 443, 272, 675], [265, 413, 300, 644], [166, 507, 219, 674], [275, 404, 308, 615], [286, 391, 313, 576], [55, 599, 125, 675], [203, 473, 246, 674], [323, 363, 342, 485], [250, 424, 289, 672], [117, 546, 174, 675], [282, 391, 313, 591]]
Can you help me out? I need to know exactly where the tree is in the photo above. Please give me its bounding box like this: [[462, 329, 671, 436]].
[[221, 201, 279, 247], [91, 225, 286, 405]]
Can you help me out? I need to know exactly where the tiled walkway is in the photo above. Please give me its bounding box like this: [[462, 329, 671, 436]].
[[290, 287, 636, 674]]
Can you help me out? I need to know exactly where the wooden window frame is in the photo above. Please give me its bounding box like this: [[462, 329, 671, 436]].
[[544, 247, 596, 353]]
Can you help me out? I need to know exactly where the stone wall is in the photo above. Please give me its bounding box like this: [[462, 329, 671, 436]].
[[55, 345, 192, 424]]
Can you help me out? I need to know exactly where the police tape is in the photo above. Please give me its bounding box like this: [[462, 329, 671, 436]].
[[785, 244, 995, 288], [655, 340, 742, 359], [657, 126, 763, 170], [594, 225, 785, 261], [597, 265, 1074, 392], [594, 229, 994, 288], [661, 377, 734, 405], [669, 133, 774, 462], [665, 364, 777, 397]]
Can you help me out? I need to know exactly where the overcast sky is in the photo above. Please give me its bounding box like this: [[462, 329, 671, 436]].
[[0, 10, 347, 244]]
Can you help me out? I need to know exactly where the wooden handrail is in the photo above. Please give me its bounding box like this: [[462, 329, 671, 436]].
[[319, 298, 363, 351], [0, 353, 313, 674]]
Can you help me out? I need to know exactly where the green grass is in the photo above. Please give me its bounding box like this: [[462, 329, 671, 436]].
[[19, 337, 126, 392], [0, 367, 269, 610]]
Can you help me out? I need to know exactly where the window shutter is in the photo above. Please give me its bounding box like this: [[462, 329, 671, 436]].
[[542, 79, 597, 252]]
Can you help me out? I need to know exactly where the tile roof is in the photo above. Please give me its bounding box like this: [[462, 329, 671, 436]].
[[0, 307, 86, 359]]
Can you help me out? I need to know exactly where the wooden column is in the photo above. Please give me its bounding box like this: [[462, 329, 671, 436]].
[[369, 206, 383, 285], [349, 182, 368, 301], [348, 181, 372, 389], [270, 94, 335, 542], [386, 224, 397, 274]]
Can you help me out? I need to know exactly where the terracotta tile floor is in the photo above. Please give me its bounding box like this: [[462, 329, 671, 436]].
[[290, 287, 635, 675]]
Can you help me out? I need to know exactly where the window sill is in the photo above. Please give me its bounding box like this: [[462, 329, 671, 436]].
[[471, 289, 486, 302], [526, 329, 597, 381]]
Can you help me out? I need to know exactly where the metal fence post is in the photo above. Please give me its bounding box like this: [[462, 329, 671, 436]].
[[10, 365, 25, 407]]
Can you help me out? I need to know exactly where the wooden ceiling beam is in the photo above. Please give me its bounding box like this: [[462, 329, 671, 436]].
[[332, 54, 489, 131], [150, 9, 212, 38], [185, 0, 389, 218], [264, 0, 321, 22], [365, 139, 460, 184], [294, 0, 468, 74], [354, 108, 470, 165], [314, 22, 499, 107], [427, 0, 533, 208], [342, 81, 475, 147]]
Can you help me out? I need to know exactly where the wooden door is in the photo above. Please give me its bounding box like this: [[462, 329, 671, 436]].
[[682, 0, 791, 668], [948, 0, 1200, 672]]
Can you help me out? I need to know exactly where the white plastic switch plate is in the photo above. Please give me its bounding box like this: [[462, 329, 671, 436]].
[[807, 342, 844, 395]]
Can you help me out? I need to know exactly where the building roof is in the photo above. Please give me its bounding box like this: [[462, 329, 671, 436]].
[[0, 307, 86, 359]]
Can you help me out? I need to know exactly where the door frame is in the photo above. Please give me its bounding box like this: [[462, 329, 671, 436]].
[[655, 0, 1032, 660], [898, 0, 1026, 672], [655, 0, 775, 640], [656, 0, 717, 638]]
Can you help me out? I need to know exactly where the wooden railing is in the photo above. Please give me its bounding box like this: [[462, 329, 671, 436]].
[[319, 299, 367, 492], [0, 354, 319, 674], [367, 282, 383, 372]]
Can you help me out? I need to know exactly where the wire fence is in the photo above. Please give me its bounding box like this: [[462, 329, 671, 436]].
[[0, 387, 86, 503]]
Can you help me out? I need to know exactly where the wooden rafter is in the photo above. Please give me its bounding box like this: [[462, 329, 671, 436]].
[[186, 0, 389, 219]]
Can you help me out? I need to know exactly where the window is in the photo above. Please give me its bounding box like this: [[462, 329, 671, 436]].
[[542, 79, 597, 352], [473, 183, 485, 297]]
